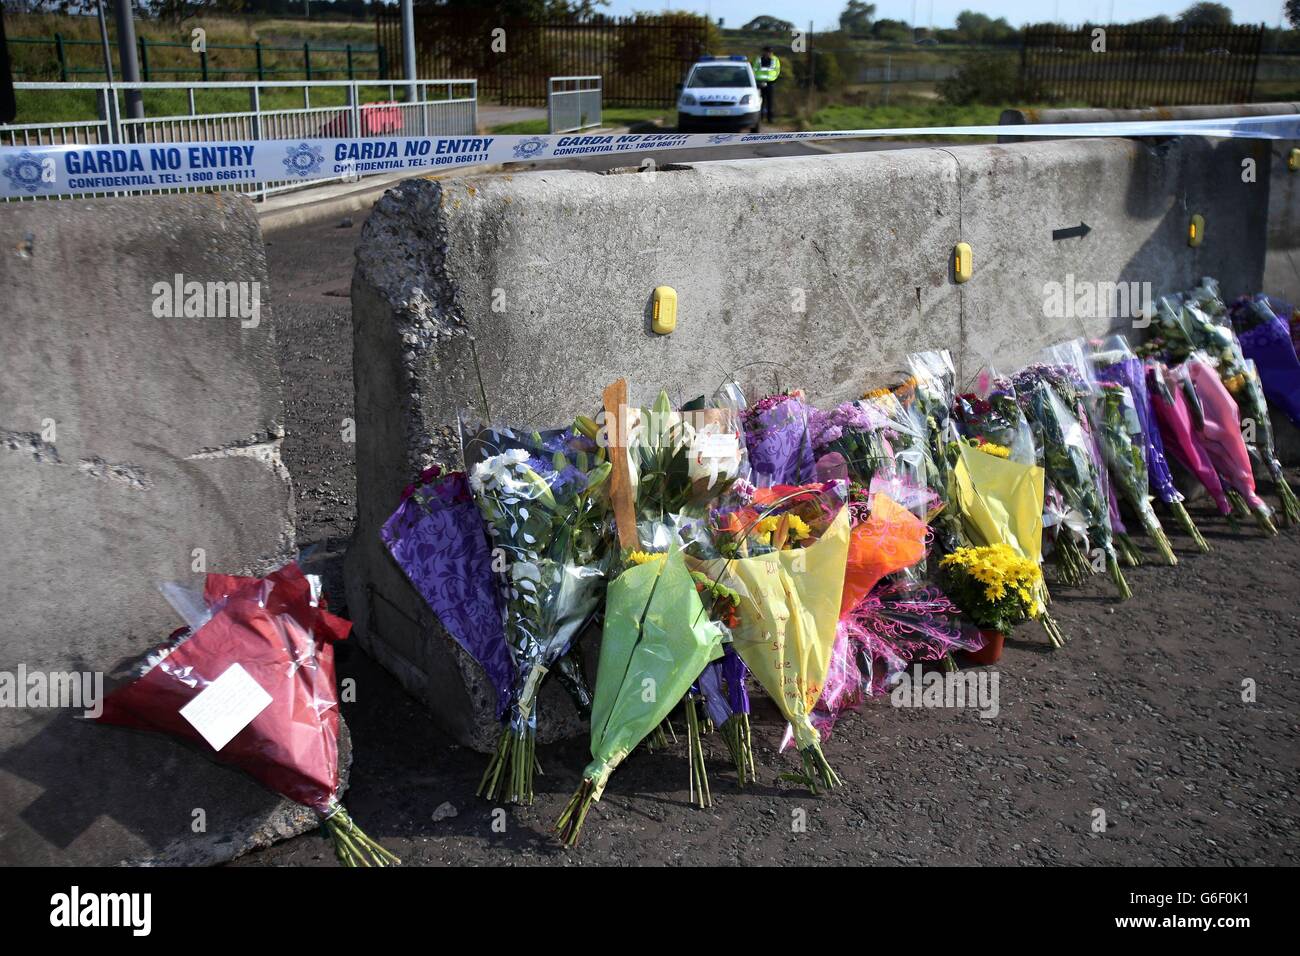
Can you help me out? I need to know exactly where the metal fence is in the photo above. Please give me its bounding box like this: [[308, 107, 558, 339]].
[[10, 34, 388, 83], [378, 10, 708, 108], [2, 78, 477, 201], [1020, 23, 1264, 107], [547, 76, 601, 133]]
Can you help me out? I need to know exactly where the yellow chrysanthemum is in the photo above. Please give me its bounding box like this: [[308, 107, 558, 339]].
[[972, 440, 1011, 459], [627, 550, 665, 566], [785, 514, 811, 541]]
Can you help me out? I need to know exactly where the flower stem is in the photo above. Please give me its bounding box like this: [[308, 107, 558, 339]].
[[1253, 505, 1279, 537], [684, 696, 711, 808], [477, 725, 512, 800], [1053, 533, 1091, 587], [1106, 553, 1133, 601], [1142, 515, 1178, 566], [1169, 500, 1210, 553], [324, 806, 400, 867], [1272, 471, 1300, 527], [1225, 487, 1251, 519], [1115, 532, 1143, 567], [554, 778, 596, 847], [1039, 609, 1066, 648]]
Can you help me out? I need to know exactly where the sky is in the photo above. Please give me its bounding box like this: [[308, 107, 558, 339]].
[[599, 1, 1287, 30]]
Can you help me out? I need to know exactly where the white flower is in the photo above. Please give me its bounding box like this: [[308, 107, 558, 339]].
[[469, 448, 530, 494]]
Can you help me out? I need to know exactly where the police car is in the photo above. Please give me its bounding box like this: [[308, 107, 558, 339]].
[[676, 55, 762, 134]]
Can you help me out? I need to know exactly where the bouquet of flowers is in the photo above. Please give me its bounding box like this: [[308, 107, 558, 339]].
[[627, 389, 748, 534], [618, 387, 751, 792], [950, 440, 1065, 646], [809, 400, 887, 485], [841, 581, 969, 689], [554, 547, 724, 845], [464, 423, 613, 805], [840, 490, 928, 616], [781, 488, 962, 745], [695, 644, 754, 786], [381, 466, 515, 718], [1090, 336, 1209, 553], [939, 544, 1043, 635], [1092, 380, 1178, 564], [1011, 366, 1130, 597], [1229, 294, 1300, 427], [1151, 281, 1299, 525], [689, 483, 852, 792], [904, 350, 963, 553], [1146, 359, 1231, 513], [951, 372, 1038, 467], [744, 391, 816, 485], [1184, 353, 1278, 534], [1041, 340, 1146, 568], [96, 562, 398, 866]]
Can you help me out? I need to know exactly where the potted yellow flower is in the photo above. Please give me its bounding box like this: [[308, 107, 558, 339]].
[[938, 543, 1042, 664]]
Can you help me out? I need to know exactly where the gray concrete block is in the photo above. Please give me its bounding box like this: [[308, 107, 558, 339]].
[[998, 104, 1297, 304], [348, 136, 1272, 750], [0, 195, 331, 865]]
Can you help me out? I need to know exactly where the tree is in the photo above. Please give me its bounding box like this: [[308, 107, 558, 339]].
[[953, 10, 1016, 44], [1178, 3, 1232, 27], [741, 15, 795, 35], [871, 18, 910, 42], [938, 50, 1035, 103], [1287, 0, 1300, 29], [838, 1, 875, 35]]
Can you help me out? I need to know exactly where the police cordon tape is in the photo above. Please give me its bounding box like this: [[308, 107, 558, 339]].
[[3, 114, 1298, 199]]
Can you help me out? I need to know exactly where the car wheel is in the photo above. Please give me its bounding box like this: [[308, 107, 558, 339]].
[[752, 121, 761, 133]]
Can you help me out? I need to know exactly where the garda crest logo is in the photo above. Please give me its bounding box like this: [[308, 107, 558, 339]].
[[281, 142, 324, 178], [707, 134, 737, 145], [3, 151, 52, 193], [512, 136, 548, 160]]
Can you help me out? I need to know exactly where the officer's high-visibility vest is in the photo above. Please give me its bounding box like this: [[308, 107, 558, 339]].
[[753, 55, 781, 83]]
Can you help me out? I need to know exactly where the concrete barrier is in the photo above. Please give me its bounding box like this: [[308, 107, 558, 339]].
[[348, 134, 1267, 750], [0, 195, 340, 865], [1000, 104, 1300, 460], [999, 104, 1300, 304]]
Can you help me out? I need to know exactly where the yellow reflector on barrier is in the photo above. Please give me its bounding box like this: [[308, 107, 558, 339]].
[[953, 242, 972, 283], [652, 286, 678, 334]]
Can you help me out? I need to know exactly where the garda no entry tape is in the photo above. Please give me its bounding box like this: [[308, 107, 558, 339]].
[[2, 114, 1299, 199]]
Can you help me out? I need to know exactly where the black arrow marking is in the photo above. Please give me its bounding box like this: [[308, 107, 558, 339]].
[[1052, 221, 1092, 241]]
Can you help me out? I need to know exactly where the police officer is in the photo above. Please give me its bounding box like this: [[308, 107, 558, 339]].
[[753, 46, 781, 124]]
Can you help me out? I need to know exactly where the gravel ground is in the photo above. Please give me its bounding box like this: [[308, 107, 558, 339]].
[[252, 210, 1300, 867]]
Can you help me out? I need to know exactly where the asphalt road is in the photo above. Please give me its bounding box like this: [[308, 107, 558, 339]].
[[252, 155, 1300, 867]]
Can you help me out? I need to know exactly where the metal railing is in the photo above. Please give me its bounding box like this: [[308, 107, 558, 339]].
[[1020, 23, 1264, 107], [9, 34, 387, 83], [2, 78, 478, 201], [547, 76, 602, 134]]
